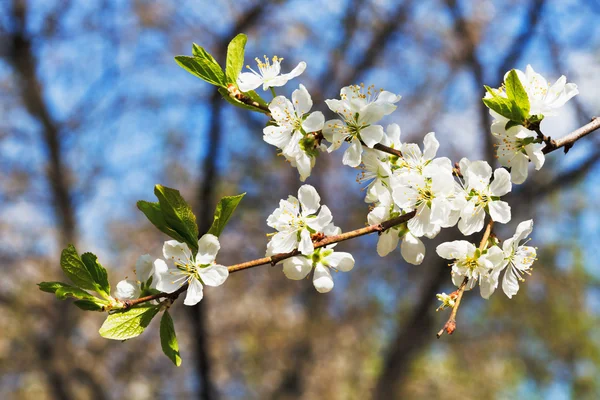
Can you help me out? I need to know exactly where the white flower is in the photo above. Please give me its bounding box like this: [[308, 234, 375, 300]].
[[455, 158, 512, 235], [264, 85, 325, 181], [266, 185, 333, 256], [357, 124, 401, 203], [115, 254, 156, 300], [436, 241, 505, 299], [323, 84, 401, 167], [495, 220, 536, 298], [436, 292, 456, 311], [115, 279, 141, 300], [390, 154, 460, 238], [237, 56, 306, 92], [491, 120, 545, 184], [395, 131, 440, 174], [282, 246, 355, 293], [367, 191, 425, 264], [513, 65, 578, 116], [155, 234, 229, 306]]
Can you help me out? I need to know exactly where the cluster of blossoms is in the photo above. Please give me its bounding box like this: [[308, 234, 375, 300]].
[[116, 234, 229, 306], [488, 65, 578, 183], [112, 59, 576, 307], [233, 57, 577, 302]]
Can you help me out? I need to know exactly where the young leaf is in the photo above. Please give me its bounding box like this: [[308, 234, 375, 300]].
[[81, 253, 110, 298], [38, 281, 97, 301], [137, 200, 189, 244], [154, 185, 199, 253], [160, 311, 182, 366], [176, 44, 226, 88], [60, 245, 102, 292], [208, 193, 246, 237], [505, 69, 530, 118], [73, 299, 107, 312], [226, 33, 247, 84], [99, 305, 160, 340]]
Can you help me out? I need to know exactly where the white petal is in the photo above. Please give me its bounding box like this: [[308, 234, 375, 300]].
[[135, 254, 154, 283], [313, 264, 334, 293], [298, 184, 320, 215], [514, 219, 534, 243], [359, 125, 384, 148], [325, 251, 355, 272], [269, 230, 299, 254], [292, 84, 312, 115], [199, 264, 229, 287], [308, 205, 333, 231], [155, 268, 188, 293], [196, 234, 220, 264], [458, 205, 485, 235], [163, 240, 192, 265], [525, 143, 545, 170], [489, 201, 511, 223], [430, 198, 452, 226], [479, 274, 497, 299], [282, 256, 312, 280], [436, 240, 471, 260], [400, 233, 425, 265], [285, 61, 306, 80], [263, 125, 292, 149], [377, 230, 400, 257], [509, 152, 529, 184], [298, 229, 314, 255], [407, 204, 436, 237], [302, 111, 324, 133], [422, 132, 439, 160], [237, 72, 263, 92], [466, 160, 492, 191], [489, 168, 512, 197], [502, 266, 520, 298], [184, 278, 204, 306], [295, 152, 312, 182], [115, 279, 141, 300], [342, 139, 362, 167], [150, 259, 168, 289]]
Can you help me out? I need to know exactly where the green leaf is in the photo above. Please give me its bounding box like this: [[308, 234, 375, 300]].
[[60, 245, 105, 293], [137, 200, 189, 244], [73, 299, 107, 312], [99, 305, 160, 340], [38, 281, 97, 301], [160, 311, 182, 366], [207, 193, 246, 237], [217, 88, 270, 114], [504, 69, 530, 117], [482, 86, 524, 123], [154, 185, 199, 253], [81, 253, 110, 297], [226, 33, 247, 84], [175, 44, 226, 88]]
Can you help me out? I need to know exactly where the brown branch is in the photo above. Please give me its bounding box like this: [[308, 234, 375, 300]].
[[437, 219, 495, 338], [123, 211, 416, 308], [542, 117, 600, 154]]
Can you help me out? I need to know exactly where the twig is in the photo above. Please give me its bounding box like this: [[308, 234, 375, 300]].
[[542, 117, 600, 154], [123, 211, 416, 308], [437, 219, 495, 338]]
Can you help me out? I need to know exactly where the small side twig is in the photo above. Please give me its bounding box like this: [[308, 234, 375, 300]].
[[437, 219, 495, 338]]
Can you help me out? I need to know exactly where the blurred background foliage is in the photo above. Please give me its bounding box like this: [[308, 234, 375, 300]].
[[1, 0, 599, 399]]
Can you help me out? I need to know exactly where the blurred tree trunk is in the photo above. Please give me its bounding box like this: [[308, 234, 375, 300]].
[[7, 1, 105, 399], [189, 5, 268, 399]]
